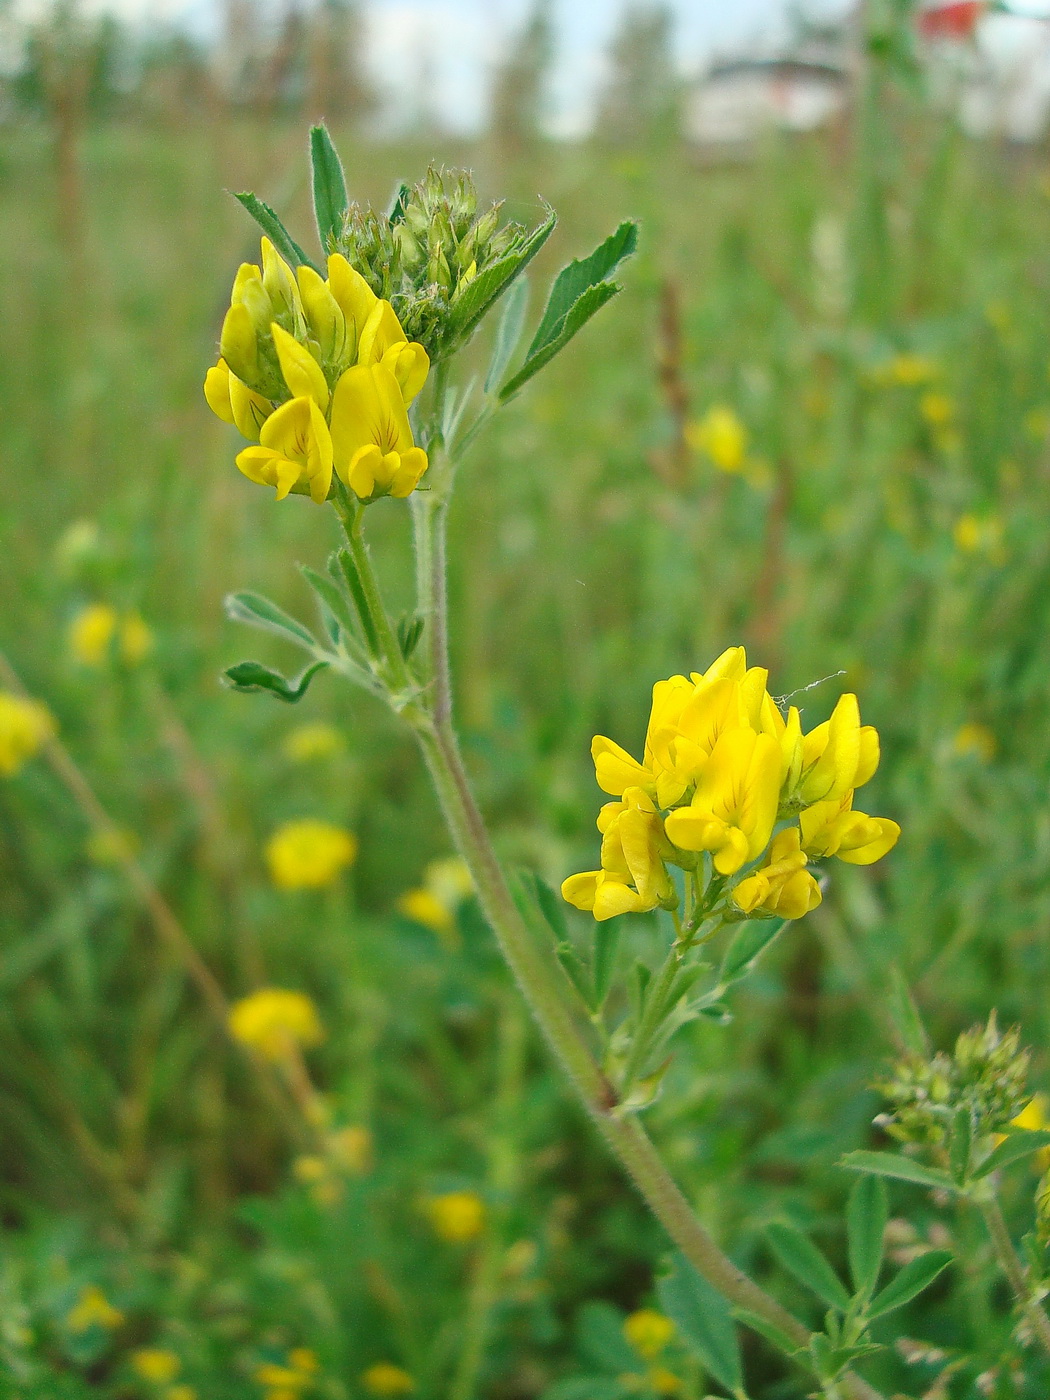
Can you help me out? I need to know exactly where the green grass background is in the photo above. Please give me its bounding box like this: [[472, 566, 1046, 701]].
[[3, 108, 1050, 1398]]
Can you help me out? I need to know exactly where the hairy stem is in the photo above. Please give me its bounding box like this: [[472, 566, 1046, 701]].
[[979, 1194, 1050, 1359], [403, 502, 886, 1400]]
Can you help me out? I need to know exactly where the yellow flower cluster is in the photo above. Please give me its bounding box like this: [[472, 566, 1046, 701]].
[[255, 1348, 319, 1400], [228, 988, 324, 1061], [361, 1362, 415, 1396], [622, 1309, 680, 1394], [424, 1189, 487, 1243], [0, 691, 53, 777], [265, 818, 357, 890], [65, 1284, 124, 1333], [397, 855, 473, 944], [69, 604, 152, 667], [205, 239, 430, 505], [294, 1123, 373, 1204], [562, 648, 899, 923]]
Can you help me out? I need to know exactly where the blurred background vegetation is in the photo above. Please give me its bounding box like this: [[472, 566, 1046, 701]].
[[3, 0, 1050, 1396]]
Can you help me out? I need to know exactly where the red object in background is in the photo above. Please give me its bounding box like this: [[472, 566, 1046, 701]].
[[919, 1, 985, 38]]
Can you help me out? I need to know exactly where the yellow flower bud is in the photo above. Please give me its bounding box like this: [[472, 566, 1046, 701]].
[[271, 323, 329, 411], [220, 302, 260, 386]]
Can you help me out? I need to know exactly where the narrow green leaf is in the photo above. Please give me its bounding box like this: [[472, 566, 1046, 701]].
[[397, 613, 424, 660], [973, 1128, 1050, 1179], [731, 1307, 804, 1358], [335, 548, 381, 655], [224, 591, 318, 650], [484, 274, 530, 393], [451, 206, 557, 342], [526, 220, 638, 359], [500, 281, 620, 400], [309, 124, 349, 251], [950, 1106, 973, 1185], [867, 1251, 952, 1319], [233, 192, 318, 272], [656, 1252, 743, 1393], [223, 659, 328, 703], [847, 1174, 887, 1296], [767, 1222, 850, 1311], [533, 875, 569, 941], [300, 565, 356, 645], [592, 919, 621, 1007], [388, 181, 410, 224], [841, 1150, 956, 1192], [556, 942, 593, 1008], [887, 964, 929, 1056], [719, 918, 787, 986]]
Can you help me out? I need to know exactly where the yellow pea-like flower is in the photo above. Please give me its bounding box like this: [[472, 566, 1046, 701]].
[[623, 1308, 675, 1359], [663, 728, 781, 874], [331, 363, 428, 501], [260, 237, 304, 327], [797, 693, 879, 805], [204, 358, 273, 439], [236, 397, 334, 503], [732, 827, 822, 920], [799, 792, 900, 866], [265, 818, 357, 889], [272, 323, 329, 411], [220, 301, 261, 388]]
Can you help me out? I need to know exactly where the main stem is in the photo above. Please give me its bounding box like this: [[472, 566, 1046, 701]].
[[979, 1194, 1050, 1359], [395, 500, 886, 1400]]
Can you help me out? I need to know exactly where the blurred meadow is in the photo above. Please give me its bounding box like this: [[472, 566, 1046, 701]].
[[4, 1, 1050, 1396]]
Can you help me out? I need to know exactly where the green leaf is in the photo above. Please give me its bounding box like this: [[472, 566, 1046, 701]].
[[309, 124, 349, 251], [718, 918, 787, 986], [766, 1222, 850, 1311], [887, 964, 929, 1056], [500, 220, 638, 399], [592, 919, 621, 1007], [847, 1174, 887, 1296], [484, 274, 530, 394], [224, 591, 319, 651], [656, 1252, 743, 1393], [841, 1150, 956, 1192], [300, 565, 357, 647], [950, 1106, 972, 1185], [868, 1251, 952, 1319], [233, 192, 319, 272], [575, 1301, 637, 1372], [451, 206, 557, 343], [223, 659, 328, 703], [533, 875, 569, 941], [973, 1128, 1050, 1179], [397, 613, 424, 660], [731, 1307, 804, 1358], [334, 549, 381, 655], [500, 281, 620, 400], [387, 181, 410, 224]]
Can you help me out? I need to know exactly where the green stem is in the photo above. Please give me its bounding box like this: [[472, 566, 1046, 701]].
[[979, 1193, 1050, 1359], [344, 454, 885, 1400], [333, 489, 414, 696], [618, 943, 682, 1098]]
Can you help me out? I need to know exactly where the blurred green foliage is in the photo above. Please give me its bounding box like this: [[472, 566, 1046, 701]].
[[3, 78, 1050, 1399]]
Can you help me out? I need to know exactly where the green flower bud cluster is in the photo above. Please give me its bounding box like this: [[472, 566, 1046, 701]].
[[876, 1013, 1030, 1147], [332, 165, 529, 359]]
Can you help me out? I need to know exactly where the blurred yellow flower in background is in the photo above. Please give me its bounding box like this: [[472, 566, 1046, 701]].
[[131, 1349, 181, 1383], [397, 855, 473, 945], [0, 692, 53, 777], [69, 604, 152, 666], [265, 819, 357, 889], [874, 353, 940, 386], [85, 825, 139, 866], [953, 513, 1005, 562], [228, 988, 324, 1061], [424, 1190, 486, 1243], [953, 722, 997, 763], [164, 1388, 196, 1400], [919, 391, 954, 426], [623, 1308, 675, 1359], [361, 1362, 415, 1396], [686, 405, 748, 473], [65, 1284, 124, 1333], [254, 1348, 318, 1398], [282, 723, 345, 763]]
